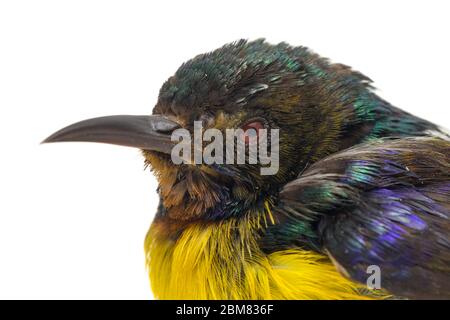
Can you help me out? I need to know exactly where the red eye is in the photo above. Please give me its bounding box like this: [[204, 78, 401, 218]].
[[242, 121, 264, 143]]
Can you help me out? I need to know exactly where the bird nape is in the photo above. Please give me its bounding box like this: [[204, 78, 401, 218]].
[[43, 39, 450, 300]]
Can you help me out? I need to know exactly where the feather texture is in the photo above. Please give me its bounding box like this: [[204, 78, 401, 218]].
[[275, 137, 450, 298], [146, 203, 374, 299]]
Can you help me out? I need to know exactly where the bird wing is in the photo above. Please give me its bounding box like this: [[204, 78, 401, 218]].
[[276, 137, 450, 299]]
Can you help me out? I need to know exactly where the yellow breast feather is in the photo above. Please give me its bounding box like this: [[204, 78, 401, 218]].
[[145, 204, 374, 300]]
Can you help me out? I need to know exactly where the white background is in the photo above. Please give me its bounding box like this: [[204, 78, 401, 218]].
[[0, 0, 449, 299]]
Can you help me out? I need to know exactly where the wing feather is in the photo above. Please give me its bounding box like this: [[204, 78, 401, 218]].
[[274, 137, 450, 299]]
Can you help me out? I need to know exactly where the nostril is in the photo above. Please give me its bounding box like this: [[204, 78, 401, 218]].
[[152, 117, 181, 134]]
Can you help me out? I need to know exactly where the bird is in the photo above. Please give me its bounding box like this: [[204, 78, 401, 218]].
[[43, 39, 450, 300]]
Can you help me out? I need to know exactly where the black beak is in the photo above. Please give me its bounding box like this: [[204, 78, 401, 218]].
[[42, 115, 180, 154]]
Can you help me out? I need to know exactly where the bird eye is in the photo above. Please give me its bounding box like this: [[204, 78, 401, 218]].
[[241, 121, 264, 143]]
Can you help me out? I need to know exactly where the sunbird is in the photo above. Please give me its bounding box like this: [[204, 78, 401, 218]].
[[43, 39, 450, 299]]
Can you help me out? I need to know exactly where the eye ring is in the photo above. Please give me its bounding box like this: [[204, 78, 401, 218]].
[[240, 117, 268, 130], [240, 117, 267, 143], [242, 121, 264, 133]]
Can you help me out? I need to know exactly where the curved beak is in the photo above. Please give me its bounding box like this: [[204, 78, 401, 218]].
[[42, 115, 180, 154]]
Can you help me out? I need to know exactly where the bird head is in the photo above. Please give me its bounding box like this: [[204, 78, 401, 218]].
[[43, 39, 394, 222]]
